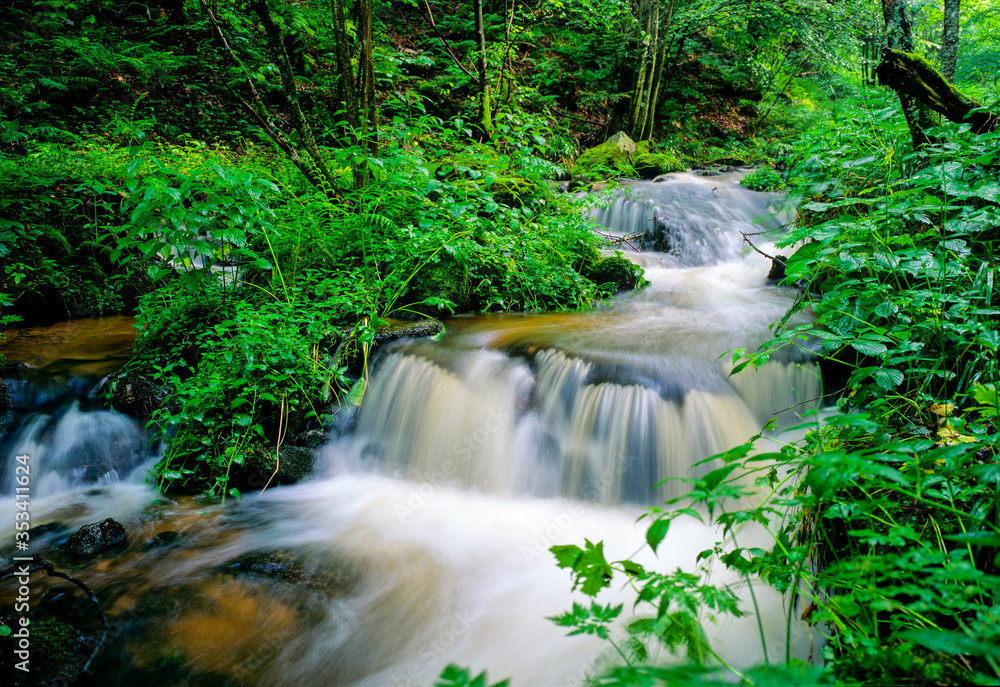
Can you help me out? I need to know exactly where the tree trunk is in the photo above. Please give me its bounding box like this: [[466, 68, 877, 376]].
[[249, 0, 343, 199], [474, 0, 493, 139], [876, 49, 995, 133], [940, 0, 960, 83], [356, 0, 377, 159], [331, 0, 359, 133], [881, 0, 937, 149]]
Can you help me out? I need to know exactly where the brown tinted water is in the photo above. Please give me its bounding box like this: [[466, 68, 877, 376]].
[[1, 315, 138, 378]]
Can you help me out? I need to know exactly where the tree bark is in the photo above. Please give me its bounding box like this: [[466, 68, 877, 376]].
[[876, 49, 996, 133], [250, 0, 342, 199], [474, 0, 492, 138], [940, 0, 960, 83], [881, 0, 937, 149], [356, 0, 377, 159]]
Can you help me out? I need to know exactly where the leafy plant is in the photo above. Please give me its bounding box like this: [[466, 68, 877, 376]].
[[741, 166, 784, 192]]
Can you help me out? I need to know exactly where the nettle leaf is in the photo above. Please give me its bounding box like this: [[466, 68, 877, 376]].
[[550, 539, 614, 596], [873, 368, 904, 390], [646, 517, 670, 553], [850, 339, 887, 356]]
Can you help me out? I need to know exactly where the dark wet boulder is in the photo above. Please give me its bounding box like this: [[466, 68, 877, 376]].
[[107, 370, 169, 418], [66, 518, 127, 556], [241, 445, 316, 488], [0, 380, 10, 412], [295, 428, 331, 449], [767, 256, 788, 282], [219, 550, 355, 593]]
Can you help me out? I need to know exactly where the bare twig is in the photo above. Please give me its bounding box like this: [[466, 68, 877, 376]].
[[740, 230, 781, 261], [771, 388, 847, 415], [422, 0, 480, 83], [597, 230, 645, 251]]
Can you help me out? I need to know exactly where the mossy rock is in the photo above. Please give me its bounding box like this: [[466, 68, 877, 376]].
[[0, 619, 83, 685], [585, 255, 642, 294], [295, 428, 331, 449], [77, 240, 115, 272], [406, 255, 469, 314], [242, 445, 316, 486], [107, 369, 169, 418], [634, 141, 684, 178], [489, 175, 547, 207], [571, 131, 637, 182], [337, 319, 445, 376]]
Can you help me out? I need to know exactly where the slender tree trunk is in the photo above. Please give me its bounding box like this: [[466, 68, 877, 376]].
[[474, 0, 493, 138], [331, 0, 359, 133], [629, 0, 652, 135], [881, 0, 936, 149], [940, 0, 960, 82], [356, 0, 377, 159], [249, 0, 343, 199]]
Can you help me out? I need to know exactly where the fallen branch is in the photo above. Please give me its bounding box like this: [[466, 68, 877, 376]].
[[597, 230, 644, 251]]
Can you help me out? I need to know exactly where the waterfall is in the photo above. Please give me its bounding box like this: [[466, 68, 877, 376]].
[[1, 173, 824, 687], [589, 171, 794, 264]]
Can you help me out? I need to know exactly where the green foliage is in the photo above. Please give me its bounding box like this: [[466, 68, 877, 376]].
[[740, 167, 784, 192], [429, 664, 509, 687], [0, 143, 136, 318]]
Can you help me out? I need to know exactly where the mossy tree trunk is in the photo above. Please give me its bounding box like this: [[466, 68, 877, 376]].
[[940, 0, 960, 83], [876, 49, 996, 133], [474, 0, 493, 139], [880, 0, 937, 149]]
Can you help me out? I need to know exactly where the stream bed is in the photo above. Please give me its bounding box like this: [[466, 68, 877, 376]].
[[1, 171, 824, 686]]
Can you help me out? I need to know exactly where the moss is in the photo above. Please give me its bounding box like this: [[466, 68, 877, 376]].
[[585, 255, 642, 295], [900, 50, 979, 109], [634, 141, 685, 178], [0, 619, 83, 684], [571, 132, 637, 182], [406, 254, 469, 313]]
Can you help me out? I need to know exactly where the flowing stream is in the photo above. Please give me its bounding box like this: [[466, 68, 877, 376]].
[[1, 172, 823, 686]]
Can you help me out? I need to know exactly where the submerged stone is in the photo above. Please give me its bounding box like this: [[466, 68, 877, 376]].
[[145, 531, 182, 549], [219, 550, 355, 593]]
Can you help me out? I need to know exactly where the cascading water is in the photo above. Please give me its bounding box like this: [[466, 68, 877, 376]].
[[1, 173, 823, 687], [589, 171, 794, 264]]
